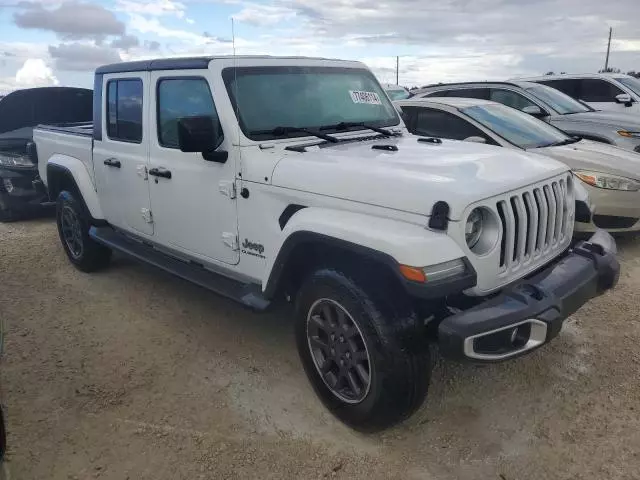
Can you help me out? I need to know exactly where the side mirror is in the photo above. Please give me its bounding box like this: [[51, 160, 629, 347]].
[[464, 136, 487, 144], [615, 93, 633, 107], [177, 116, 228, 163], [522, 105, 546, 117]]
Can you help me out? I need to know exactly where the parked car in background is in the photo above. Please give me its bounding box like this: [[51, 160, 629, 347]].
[[396, 97, 640, 234], [0, 87, 92, 221], [383, 83, 412, 100], [33, 56, 619, 431], [414, 81, 640, 153], [521, 74, 640, 114]]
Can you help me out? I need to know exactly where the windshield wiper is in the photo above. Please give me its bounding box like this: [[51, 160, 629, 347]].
[[249, 126, 338, 143], [545, 136, 581, 147], [319, 121, 397, 136]]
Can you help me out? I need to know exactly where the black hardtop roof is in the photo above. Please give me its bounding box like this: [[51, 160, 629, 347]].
[[95, 55, 344, 75]]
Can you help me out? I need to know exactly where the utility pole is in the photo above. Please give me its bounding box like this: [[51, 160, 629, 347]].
[[604, 27, 612, 72], [396, 56, 399, 85]]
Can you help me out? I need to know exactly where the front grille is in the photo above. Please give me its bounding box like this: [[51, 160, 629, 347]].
[[496, 176, 572, 271]]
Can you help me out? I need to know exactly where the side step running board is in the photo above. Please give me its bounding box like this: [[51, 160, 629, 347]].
[[89, 226, 270, 311]]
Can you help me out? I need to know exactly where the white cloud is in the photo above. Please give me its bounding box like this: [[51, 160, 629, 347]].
[[233, 3, 297, 26], [116, 0, 186, 18], [128, 14, 205, 43], [14, 59, 59, 87]]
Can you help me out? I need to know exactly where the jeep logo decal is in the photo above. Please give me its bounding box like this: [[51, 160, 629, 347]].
[[242, 238, 265, 254]]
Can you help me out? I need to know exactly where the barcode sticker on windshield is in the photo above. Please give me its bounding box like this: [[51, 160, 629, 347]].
[[349, 90, 382, 105]]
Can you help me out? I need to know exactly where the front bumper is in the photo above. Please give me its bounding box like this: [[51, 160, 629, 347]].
[[573, 182, 640, 233], [0, 167, 50, 217], [438, 230, 619, 362]]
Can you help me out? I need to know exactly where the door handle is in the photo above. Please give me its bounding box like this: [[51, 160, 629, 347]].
[[148, 167, 172, 179], [104, 158, 121, 168]]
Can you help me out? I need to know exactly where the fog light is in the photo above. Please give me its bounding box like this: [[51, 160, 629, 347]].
[[510, 324, 531, 348], [2, 178, 13, 194]]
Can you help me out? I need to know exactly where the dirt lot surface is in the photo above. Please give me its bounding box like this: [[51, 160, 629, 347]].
[[1, 219, 639, 480]]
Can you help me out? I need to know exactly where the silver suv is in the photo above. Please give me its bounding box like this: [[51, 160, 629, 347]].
[[414, 81, 640, 153]]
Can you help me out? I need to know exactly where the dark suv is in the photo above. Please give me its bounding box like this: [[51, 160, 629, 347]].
[[0, 87, 92, 221]]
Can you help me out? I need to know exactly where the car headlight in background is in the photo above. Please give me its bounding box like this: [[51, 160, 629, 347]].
[[574, 171, 640, 192], [617, 130, 640, 138], [0, 152, 35, 168]]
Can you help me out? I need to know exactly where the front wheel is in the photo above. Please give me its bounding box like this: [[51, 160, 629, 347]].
[[56, 190, 111, 272], [295, 267, 433, 431]]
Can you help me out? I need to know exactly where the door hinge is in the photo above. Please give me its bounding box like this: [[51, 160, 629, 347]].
[[137, 165, 148, 180], [222, 232, 238, 250], [219, 180, 236, 199], [141, 208, 153, 223]]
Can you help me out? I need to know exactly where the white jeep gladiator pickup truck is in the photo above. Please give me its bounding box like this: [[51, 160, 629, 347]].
[[34, 56, 620, 431]]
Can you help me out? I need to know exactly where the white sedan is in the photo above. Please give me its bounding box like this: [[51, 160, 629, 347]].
[[396, 97, 640, 233]]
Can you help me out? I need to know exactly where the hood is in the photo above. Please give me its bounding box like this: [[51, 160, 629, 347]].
[[552, 110, 640, 129], [271, 135, 569, 220], [533, 139, 640, 180]]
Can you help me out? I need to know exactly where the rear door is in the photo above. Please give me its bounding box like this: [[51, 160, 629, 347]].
[[93, 73, 153, 236]]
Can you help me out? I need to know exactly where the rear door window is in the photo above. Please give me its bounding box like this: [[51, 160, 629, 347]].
[[538, 79, 580, 99], [106, 79, 143, 143], [489, 89, 537, 110]]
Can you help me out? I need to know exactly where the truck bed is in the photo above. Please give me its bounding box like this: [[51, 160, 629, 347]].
[[36, 121, 93, 137], [34, 123, 95, 187]]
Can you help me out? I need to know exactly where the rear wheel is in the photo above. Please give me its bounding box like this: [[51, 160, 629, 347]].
[[56, 190, 111, 272], [295, 267, 433, 431]]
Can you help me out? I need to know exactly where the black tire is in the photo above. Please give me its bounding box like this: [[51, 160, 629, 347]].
[[56, 190, 111, 272], [295, 267, 433, 432]]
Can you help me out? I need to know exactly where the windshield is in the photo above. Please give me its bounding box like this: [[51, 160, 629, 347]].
[[386, 88, 411, 100], [463, 103, 570, 149], [525, 84, 592, 115], [616, 77, 640, 97], [222, 66, 400, 140]]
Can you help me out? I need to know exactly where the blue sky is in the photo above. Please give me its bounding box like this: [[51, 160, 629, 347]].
[[1, 0, 639, 94]]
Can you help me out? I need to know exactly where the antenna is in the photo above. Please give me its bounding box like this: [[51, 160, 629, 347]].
[[604, 27, 612, 72]]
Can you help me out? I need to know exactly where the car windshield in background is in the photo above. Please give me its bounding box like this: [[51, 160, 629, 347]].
[[463, 103, 570, 149], [616, 77, 640, 97], [386, 89, 411, 100], [525, 84, 592, 115], [222, 66, 400, 140]]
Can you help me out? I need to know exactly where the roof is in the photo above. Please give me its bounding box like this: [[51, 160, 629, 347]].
[[414, 80, 539, 95], [516, 73, 636, 81], [395, 97, 496, 108], [95, 55, 348, 74]]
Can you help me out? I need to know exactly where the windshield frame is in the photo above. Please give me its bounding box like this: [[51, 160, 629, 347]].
[[221, 66, 401, 142], [461, 103, 571, 149], [615, 76, 640, 98], [525, 84, 594, 115]]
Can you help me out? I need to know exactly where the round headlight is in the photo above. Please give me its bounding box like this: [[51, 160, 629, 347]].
[[465, 208, 484, 248]]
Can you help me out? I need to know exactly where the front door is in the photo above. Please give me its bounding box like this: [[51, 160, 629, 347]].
[[147, 71, 239, 265], [577, 79, 631, 112], [93, 73, 153, 236]]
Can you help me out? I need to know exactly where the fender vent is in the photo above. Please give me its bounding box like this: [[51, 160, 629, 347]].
[[279, 204, 306, 230]]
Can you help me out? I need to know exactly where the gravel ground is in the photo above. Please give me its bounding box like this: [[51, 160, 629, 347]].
[[1, 218, 639, 480]]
